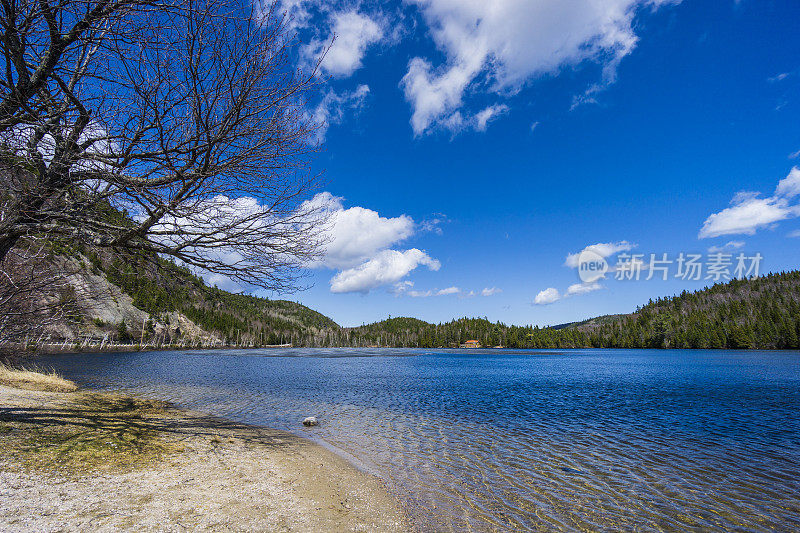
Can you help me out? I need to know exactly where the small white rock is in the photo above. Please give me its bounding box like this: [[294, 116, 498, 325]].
[[302, 416, 318, 427]]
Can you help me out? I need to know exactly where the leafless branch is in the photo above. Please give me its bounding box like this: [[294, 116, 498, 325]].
[[0, 0, 327, 293]]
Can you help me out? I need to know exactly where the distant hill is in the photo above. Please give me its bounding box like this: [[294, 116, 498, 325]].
[[579, 272, 800, 349], [319, 272, 800, 349], [549, 314, 627, 330], [35, 230, 800, 350]]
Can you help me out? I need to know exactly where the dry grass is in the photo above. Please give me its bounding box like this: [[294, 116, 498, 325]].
[[0, 391, 182, 474], [0, 365, 181, 473], [0, 362, 78, 392]]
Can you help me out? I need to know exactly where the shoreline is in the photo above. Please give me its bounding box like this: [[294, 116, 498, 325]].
[[0, 383, 409, 532], [8, 346, 798, 361]]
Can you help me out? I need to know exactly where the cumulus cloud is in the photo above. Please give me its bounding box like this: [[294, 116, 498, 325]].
[[531, 281, 603, 307], [286, 5, 381, 144], [302, 10, 383, 78], [402, 0, 679, 135], [566, 282, 603, 296], [564, 241, 636, 268], [481, 287, 502, 296], [534, 287, 560, 305], [302, 192, 415, 269], [699, 168, 800, 238], [533, 281, 602, 305], [776, 167, 800, 198], [699, 197, 793, 238], [298, 193, 445, 294], [330, 248, 440, 293], [142, 194, 316, 292]]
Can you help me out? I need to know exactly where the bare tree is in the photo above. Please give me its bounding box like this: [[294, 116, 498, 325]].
[[0, 0, 326, 292], [0, 240, 80, 348]]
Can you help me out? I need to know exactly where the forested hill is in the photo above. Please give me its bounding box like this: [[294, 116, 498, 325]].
[[55, 242, 800, 350], [323, 272, 800, 349], [589, 271, 800, 349], [52, 242, 339, 346]]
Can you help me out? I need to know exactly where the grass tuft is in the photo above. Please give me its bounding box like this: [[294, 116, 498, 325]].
[[0, 362, 78, 392]]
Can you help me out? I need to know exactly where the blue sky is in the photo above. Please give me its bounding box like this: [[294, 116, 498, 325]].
[[255, 0, 800, 327]]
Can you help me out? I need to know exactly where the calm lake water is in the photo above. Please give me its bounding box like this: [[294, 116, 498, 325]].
[[35, 348, 800, 531]]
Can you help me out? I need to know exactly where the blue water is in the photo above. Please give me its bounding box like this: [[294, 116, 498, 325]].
[[35, 348, 800, 531]]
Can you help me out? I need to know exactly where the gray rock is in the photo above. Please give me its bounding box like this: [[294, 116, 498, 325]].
[[302, 416, 318, 427]]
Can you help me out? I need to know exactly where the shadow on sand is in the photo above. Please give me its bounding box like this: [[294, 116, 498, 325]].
[[0, 390, 309, 472]]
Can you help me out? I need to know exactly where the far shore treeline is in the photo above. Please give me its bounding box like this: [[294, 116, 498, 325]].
[[343, 270, 800, 350], [40, 238, 800, 350]]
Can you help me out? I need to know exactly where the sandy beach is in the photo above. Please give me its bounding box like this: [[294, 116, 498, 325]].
[[0, 382, 407, 532]]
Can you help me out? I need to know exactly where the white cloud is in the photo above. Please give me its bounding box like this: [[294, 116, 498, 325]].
[[421, 104, 508, 134], [768, 72, 790, 83], [699, 168, 800, 238], [302, 192, 415, 269], [402, 0, 679, 135], [310, 85, 370, 143], [420, 213, 448, 234], [566, 282, 603, 296], [534, 281, 601, 305], [775, 167, 800, 198], [393, 284, 499, 297], [699, 198, 788, 238], [409, 289, 434, 297], [298, 193, 448, 295], [302, 11, 383, 78], [437, 286, 460, 295], [789, 230, 800, 238], [530, 121, 540, 132], [330, 248, 440, 294], [390, 281, 439, 298], [708, 240, 745, 253], [474, 104, 509, 132], [565, 241, 636, 268], [276, 0, 313, 30], [534, 287, 560, 305], [789, 149, 800, 160], [401, 56, 481, 136], [390, 280, 415, 296], [142, 194, 321, 292], [145, 195, 266, 252]]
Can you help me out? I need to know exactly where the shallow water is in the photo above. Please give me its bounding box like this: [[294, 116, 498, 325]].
[[36, 348, 800, 531]]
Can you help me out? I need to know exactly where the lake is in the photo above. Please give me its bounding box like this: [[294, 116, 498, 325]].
[[35, 348, 800, 531]]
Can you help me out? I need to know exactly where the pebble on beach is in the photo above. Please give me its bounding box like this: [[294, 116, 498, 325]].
[[303, 417, 318, 427]]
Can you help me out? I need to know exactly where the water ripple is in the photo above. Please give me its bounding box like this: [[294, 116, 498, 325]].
[[37, 348, 800, 532]]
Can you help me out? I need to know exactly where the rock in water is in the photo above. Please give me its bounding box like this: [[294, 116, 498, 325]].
[[302, 416, 318, 427]]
